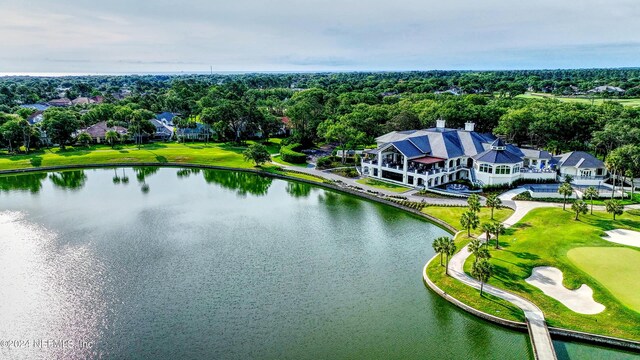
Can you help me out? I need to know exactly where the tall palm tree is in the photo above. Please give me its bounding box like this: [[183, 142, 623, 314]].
[[460, 210, 480, 237], [558, 182, 573, 210], [468, 239, 482, 265], [583, 186, 599, 215], [485, 194, 502, 220], [492, 223, 505, 249], [432, 237, 447, 266], [467, 194, 481, 213], [471, 259, 493, 297], [480, 222, 493, 247], [571, 200, 588, 220], [606, 152, 623, 199], [443, 238, 457, 276], [605, 199, 624, 220]]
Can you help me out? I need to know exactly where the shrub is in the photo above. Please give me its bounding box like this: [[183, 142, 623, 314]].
[[626, 209, 640, 216], [280, 143, 307, 164], [316, 156, 333, 169]]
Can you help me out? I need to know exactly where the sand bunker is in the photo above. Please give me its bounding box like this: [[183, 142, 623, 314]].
[[602, 229, 640, 248], [525, 266, 605, 314]]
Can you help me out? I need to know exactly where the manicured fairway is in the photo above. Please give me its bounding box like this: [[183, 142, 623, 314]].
[[567, 247, 640, 313]]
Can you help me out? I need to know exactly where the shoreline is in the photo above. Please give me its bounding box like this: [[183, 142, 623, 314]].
[[1, 162, 638, 353]]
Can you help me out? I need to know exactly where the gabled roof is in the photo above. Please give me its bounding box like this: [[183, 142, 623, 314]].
[[554, 151, 604, 168], [84, 121, 127, 138], [472, 148, 523, 164], [389, 140, 423, 158]]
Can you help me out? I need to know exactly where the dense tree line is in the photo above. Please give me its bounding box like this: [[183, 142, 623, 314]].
[[1, 70, 640, 164]]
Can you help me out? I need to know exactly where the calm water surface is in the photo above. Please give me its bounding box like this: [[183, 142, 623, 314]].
[[0, 168, 636, 359]]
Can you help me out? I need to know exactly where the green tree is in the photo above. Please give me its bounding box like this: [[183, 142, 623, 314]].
[[480, 222, 493, 247], [491, 222, 505, 249], [558, 182, 573, 210], [467, 194, 481, 213], [485, 194, 502, 220], [0, 117, 28, 153], [105, 130, 119, 148], [243, 143, 271, 166], [583, 186, 599, 215], [42, 109, 80, 149], [317, 119, 365, 164], [471, 258, 493, 296], [604, 199, 624, 220], [571, 200, 588, 220], [76, 132, 92, 147], [443, 237, 457, 276], [460, 210, 480, 237], [432, 236, 447, 266]]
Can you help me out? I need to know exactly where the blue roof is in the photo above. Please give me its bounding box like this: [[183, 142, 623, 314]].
[[21, 104, 50, 111], [156, 112, 176, 121], [442, 131, 465, 158], [407, 136, 431, 153], [473, 149, 523, 164], [390, 140, 423, 158]]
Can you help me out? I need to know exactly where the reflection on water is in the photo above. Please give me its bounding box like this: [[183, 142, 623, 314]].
[[286, 181, 312, 198], [201, 169, 273, 197], [49, 170, 88, 191], [0, 172, 47, 193]]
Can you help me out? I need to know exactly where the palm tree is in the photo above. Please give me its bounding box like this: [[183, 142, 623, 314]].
[[76, 132, 92, 147], [105, 130, 119, 148], [471, 259, 493, 296], [606, 152, 623, 199], [605, 199, 624, 220], [468, 239, 482, 265], [485, 194, 502, 220], [558, 182, 573, 210], [571, 200, 588, 220], [480, 222, 493, 247], [467, 194, 481, 213], [460, 210, 480, 237], [583, 186, 599, 215], [432, 237, 447, 266], [491, 223, 505, 249], [443, 238, 457, 276]]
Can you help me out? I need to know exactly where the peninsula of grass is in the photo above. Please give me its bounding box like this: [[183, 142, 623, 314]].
[[355, 178, 411, 193], [271, 155, 309, 168], [421, 206, 514, 235], [461, 207, 640, 341], [426, 257, 525, 323]]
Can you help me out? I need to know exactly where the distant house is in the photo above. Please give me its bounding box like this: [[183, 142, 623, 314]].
[[588, 85, 625, 94], [83, 121, 128, 143], [71, 97, 91, 106], [27, 111, 44, 125], [20, 103, 50, 112], [149, 119, 174, 141], [47, 98, 72, 107], [554, 151, 608, 184], [278, 117, 291, 136], [176, 123, 211, 141], [156, 112, 178, 126]]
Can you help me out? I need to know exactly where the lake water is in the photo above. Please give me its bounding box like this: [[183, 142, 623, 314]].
[[0, 168, 635, 359]]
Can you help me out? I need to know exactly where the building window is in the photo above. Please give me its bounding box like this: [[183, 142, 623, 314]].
[[513, 165, 521, 173], [479, 164, 493, 173], [495, 165, 511, 174]]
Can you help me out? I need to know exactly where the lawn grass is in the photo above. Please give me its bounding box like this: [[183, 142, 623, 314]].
[[426, 256, 525, 322], [421, 206, 514, 234], [567, 247, 640, 312], [355, 178, 411, 193], [461, 207, 640, 341], [0, 142, 256, 170], [516, 92, 640, 107], [271, 155, 309, 168]]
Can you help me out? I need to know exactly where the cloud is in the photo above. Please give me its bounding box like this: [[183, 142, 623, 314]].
[[0, 0, 638, 72]]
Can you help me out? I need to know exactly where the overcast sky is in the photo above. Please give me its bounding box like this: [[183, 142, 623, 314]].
[[1, 0, 639, 73]]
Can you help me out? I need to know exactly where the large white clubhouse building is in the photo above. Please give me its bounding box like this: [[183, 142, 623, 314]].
[[360, 120, 608, 188]]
